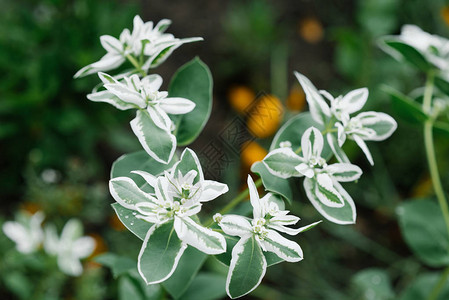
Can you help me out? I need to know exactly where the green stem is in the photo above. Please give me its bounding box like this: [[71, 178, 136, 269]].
[[422, 72, 449, 237], [206, 178, 263, 227], [427, 265, 449, 300], [126, 54, 146, 77]]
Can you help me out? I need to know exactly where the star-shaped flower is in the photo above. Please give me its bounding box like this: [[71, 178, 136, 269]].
[[2, 211, 45, 254]]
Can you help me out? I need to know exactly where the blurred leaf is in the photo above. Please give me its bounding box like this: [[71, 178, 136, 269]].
[[162, 247, 207, 299], [179, 272, 227, 300], [169, 57, 213, 146], [352, 268, 394, 300], [435, 76, 449, 97], [118, 276, 144, 300], [399, 272, 449, 300], [397, 199, 449, 267], [357, 0, 399, 37], [382, 40, 432, 72], [111, 203, 151, 241], [95, 253, 136, 279], [434, 121, 449, 137], [383, 86, 429, 124], [251, 161, 292, 203]]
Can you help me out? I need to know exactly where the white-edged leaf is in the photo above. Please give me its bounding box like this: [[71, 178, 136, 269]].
[[301, 126, 324, 159], [294, 71, 331, 124], [130, 110, 176, 164], [109, 177, 157, 210], [263, 148, 302, 179], [357, 112, 398, 141], [159, 97, 196, 114], [87, 90, 136, 110], [326, 133, 350, 163], [200, 180, 229, 202], [259, 230, 303, 262], [104, 82, 146, 108], [111, 203, 151, 240], [138, 221, 187, 284], [304, 178, 356, 225], [325, 163, 362, 182], [226, 235, 267, 299], [174, 217, 226, 255], [315, 173, 344, 208], [74, 53, 125, 78], [352, 134, 374, 166], [340, 88, 368, 114], [173, 148, 204, 184], [130, 170, 157, 187], [218, 215, 252, 237]]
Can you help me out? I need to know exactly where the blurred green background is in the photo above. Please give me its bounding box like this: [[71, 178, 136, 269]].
[[2, 0, 449, 299]]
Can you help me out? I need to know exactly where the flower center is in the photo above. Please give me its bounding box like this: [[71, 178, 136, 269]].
[[252, 218, 268, 239], [309, 156, 327, 168]]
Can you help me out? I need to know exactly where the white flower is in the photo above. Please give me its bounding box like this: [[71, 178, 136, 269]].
[[74, 16, 203, 78], [88, 72, 195, 131], [2, 211, 45, 254], [218, 176, 319, 298], [109, 148, 228, 256], [387, 25, 449, 71], [43, 219, 95, 276]]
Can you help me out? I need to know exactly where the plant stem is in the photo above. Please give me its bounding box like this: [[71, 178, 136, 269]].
[[422, 72, 449, 236], [427, 265, 449, 300], [126, 54, 146, 77], [206, 178, 263, 227]]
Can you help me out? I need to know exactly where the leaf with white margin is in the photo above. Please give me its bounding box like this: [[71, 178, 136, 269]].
[[251, 162, 292, 204], [304, 177, 356, 225], [339, 88, 368, 115], [327, 133, 350, 164], [259, 230, 303, 262], [200, 180, 229, 202], [357, 112, 398, 141], [226, 235, 267, 299], [293, 71, 331, 125], [352, 134, 374, 166], [173, 148, 204, 184], [218, 215, 252, 237], [325, 163, 362, 182], [315, 173, 344, 208], [138, 221, 187, 284], [104, 81, 146, 108], [109, 177, 157, 210], [130, 110, 176, 164], [159, 97, 196, 114], [87, 91, 136, 110], [263, 148, 302, 179], [111, 203, 151, 240], [174, 217, 226, 255], [147, 105, 172, 131], [301, 126, 324, 159]]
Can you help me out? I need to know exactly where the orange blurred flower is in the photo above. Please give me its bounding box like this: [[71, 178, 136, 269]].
[[241, 141, 268, 169], [298, 17, 324, 44], [286, 84, 306, 111], [442, 6, 449, 26], [247, 94, 283, 138], [228, 85, 255, 114], [20, 202, 42, 214], [109, 213, 126, 231]]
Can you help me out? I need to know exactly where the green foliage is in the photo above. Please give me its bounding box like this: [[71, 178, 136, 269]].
[[351, 268, 395, 300], [251, 162, 292, 203], [397, 199, 449, 267], [169, 58, 213, 146], [383, 86, 429, 124]]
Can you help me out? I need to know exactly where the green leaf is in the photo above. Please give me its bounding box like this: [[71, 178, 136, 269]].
[[434, 121, 449, 138], [271, 112, 332, 158], [95, 253, 136, 278], [397, 199, 449, 267], [382, 39, 432, 72], [118, 276, 145, 300], [130, 110, 176, 164], [251, 162, 292, 204], [112, 203, 151, 241], [352, 268, 394, 300], [382, 86, 428, 124], [304, 178, 356, 225], [435, 76, 449, 97], [111, 150, 173, 191], [179, 272, 227, 300], [169, 57, 213, 146], [173, 148, 203, 184], [399, 273, 449, 300], [226, 236, 267, 299], [162, 247, 207, 299], [262, 148, 302, 179], [138, 221, 187, 284]]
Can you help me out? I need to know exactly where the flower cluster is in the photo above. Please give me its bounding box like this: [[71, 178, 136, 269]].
[[74, 16, 202, 78], [262, 72, 397, 224], [2, 212, 95, 276]]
